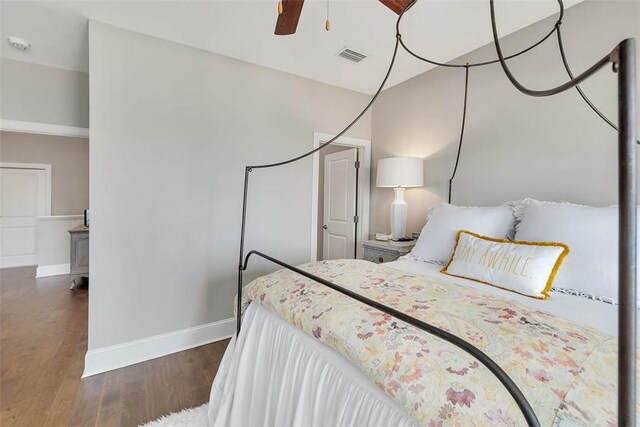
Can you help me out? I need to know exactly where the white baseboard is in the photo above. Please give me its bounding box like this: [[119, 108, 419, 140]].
[[36, 263, 70, 278], [83, 317, 235, 378]]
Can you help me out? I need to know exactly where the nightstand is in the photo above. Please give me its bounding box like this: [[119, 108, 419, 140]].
[[362, 240, 415, 264], [68, 225, 89, 290]]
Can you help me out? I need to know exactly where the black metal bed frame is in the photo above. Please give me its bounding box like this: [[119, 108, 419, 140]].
[[235, 1, 637, 424]]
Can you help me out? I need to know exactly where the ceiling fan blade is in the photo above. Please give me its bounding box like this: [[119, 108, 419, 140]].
[[378, 0, 412, 15], [275, 0, 305, 35]]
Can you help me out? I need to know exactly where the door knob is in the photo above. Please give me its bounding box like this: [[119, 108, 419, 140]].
[[322, 225, 328, 230]]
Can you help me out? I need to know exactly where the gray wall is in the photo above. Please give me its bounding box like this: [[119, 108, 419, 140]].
[[0, 131, 89, 215], [88, 21, 371, 350], [370, 0, 640, 236], [0, 59, 89, 127]]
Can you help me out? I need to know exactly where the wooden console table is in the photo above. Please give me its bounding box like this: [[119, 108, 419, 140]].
[[68, 225, 89, 290]]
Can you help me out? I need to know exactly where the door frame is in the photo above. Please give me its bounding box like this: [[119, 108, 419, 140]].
[[311, 132, 371, 261], [0, 162, 52, 216]]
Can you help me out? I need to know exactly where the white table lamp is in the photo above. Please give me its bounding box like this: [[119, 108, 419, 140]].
[[376, 157, 424, 239]]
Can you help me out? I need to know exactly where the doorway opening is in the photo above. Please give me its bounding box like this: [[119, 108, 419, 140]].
[[310, 132, 371, 262]]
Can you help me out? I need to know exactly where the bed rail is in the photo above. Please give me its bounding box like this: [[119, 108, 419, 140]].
[[235, 0, 636, 424]]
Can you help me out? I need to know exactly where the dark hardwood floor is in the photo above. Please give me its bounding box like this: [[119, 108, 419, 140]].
[[0, 267, 229, 427]]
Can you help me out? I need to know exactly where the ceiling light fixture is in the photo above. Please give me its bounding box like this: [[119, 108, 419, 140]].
[[8, 36, 30, 51]]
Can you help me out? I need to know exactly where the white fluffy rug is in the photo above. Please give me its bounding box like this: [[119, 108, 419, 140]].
[[141, 404, 208, 427]]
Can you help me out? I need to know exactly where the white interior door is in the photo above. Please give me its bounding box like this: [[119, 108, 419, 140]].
[[0, 166, 49, 268], [322, 149, 357, 260]]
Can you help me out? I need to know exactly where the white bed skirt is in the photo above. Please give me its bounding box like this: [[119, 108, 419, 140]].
[[208, 303, 416, 427]]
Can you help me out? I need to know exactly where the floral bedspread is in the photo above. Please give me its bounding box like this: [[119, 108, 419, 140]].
[[241, 259, 636, 426]]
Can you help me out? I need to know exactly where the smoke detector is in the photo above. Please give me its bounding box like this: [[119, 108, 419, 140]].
[[8, 37, 30, 51]]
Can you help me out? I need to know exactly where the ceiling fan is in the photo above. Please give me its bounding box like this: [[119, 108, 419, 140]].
[[274, 0, 413, 35]]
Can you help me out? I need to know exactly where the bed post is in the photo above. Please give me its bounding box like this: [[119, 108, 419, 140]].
[[618, 38, 637, 426], [237, 166, 252, 335]]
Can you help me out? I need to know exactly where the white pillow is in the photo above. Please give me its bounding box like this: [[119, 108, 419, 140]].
[[515, 200, 638, 304], [409, 203, 515, 264], [422, 200, 528, 240], [442, 230, 569, 299]]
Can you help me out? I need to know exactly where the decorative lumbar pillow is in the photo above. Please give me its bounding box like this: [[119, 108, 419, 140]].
[[515, 200, 638, 304], [409, 203, 516, 264], [441, 230, 569, 299]]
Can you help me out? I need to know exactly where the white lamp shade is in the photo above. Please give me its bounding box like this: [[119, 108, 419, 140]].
[[376, 157, 424, 188]]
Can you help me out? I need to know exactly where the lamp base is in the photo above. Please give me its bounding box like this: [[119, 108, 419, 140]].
[[390, 187, 407, 240]]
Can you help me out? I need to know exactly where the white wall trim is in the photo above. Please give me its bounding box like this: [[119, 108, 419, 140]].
[[36, 263, 70, 278], [83, 317, 235, 378], [311, 132, 371, 261], [37, 215, 84, 220], [0, 119, 89, 139]]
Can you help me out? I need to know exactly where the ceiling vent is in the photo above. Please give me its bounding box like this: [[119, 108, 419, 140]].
[[337, 47, 367, 63]]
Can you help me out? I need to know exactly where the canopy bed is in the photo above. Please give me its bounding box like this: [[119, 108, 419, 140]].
[[209, 0, 637, 425]]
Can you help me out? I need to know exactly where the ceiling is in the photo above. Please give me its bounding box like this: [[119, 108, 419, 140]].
[[0, 0, 580, 94]]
